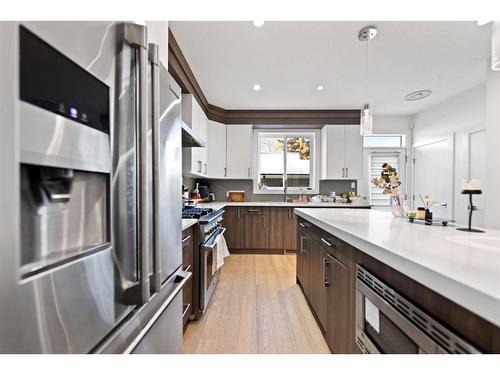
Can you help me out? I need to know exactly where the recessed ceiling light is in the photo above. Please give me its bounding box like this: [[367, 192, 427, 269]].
[[405, 90, 432, 101], [253, 20, 264, 28], [316, 85, 324, 91], [477, 20, 491, 26], [253, 84, 261, 91]]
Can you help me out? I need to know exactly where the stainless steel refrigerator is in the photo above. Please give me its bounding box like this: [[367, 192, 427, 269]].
[[0, 21, 189, 353]]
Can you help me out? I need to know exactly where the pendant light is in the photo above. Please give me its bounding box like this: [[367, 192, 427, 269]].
[[361, 104, 373, 134], [358, 26, 377, 135]]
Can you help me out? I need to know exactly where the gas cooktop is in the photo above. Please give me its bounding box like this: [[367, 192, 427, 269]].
[[182, 207, 214, 219]]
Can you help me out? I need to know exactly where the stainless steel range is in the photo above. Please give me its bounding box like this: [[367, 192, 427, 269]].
[[182, 208, 225, 318]]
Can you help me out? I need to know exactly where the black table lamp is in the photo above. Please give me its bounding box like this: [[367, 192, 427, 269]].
[[457, 188, 484, 233]]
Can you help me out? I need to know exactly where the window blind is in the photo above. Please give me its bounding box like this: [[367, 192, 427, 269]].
[[370, 152, 400, 207]]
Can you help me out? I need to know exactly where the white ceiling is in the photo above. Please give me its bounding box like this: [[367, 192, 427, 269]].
[[169, 21, 490, 115]]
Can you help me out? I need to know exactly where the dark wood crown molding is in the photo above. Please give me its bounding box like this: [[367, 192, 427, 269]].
[[168, 28, 361, 126]]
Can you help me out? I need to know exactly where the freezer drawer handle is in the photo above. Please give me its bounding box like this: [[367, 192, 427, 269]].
[[123, 268, 192, 354]]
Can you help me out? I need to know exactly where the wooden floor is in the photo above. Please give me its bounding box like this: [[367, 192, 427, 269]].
[[183, 254, 331, 354]]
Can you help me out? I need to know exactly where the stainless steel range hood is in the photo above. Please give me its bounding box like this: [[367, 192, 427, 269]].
[[181, 121, 205, 147]]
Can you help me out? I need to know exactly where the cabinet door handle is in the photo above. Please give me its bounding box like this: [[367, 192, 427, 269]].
[[321, 238, 334, 247], [224, 167, 227, 177], [247, 167, 251, 178], [203, 163, 208, 174], [342, 167, 345, 178], [299, 222, 309, 228], [346, 167, 348, 178], [323, 257, 331, 287], [248, 209, 260, 213], [182, 235, 191, 243], [300, 235, 308, 254], [197, 161, 202, 173]]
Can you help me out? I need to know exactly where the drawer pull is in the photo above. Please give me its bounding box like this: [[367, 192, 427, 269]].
[[248, 209, 260, 213], [321, 238, 334, 247], [182, 235, 191, 243], [299, 222, 310, 228]]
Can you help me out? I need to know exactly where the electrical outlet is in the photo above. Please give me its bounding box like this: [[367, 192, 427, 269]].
[[351, 181, 356, 189]]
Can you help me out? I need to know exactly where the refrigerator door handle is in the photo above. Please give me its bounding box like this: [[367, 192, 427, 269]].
[[121, 23, 150, 306], [123, 268, 192, 354], [149, 42, 162, 294]]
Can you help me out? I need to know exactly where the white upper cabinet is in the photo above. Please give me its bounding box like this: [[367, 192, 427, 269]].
[[182, 94, 208, 175], [321, 125, 345, 179], [321, 124, 363, 180], [207, 120, 227, 178], [226, 124, 253, 179], [343, 125, 363, 179]]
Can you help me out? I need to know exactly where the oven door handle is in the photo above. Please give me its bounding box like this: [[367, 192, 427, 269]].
[[201, 227, 226, 250]]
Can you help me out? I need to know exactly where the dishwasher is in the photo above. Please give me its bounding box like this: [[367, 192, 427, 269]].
[[355, 265, 480, 354]]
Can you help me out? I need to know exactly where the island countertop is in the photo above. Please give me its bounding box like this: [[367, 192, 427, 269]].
[[294, 208, 500, 327]]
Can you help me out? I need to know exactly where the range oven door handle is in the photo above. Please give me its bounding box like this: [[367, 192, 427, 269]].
[[121, 22, 150, 306], [149, 42, 161, 294], [201, 227, 227, 250]]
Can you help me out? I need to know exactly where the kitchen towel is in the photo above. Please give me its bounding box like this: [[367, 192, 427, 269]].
[[216, 234, 230, 270]]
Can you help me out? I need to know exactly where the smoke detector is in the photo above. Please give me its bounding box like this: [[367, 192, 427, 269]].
[[405, 90, 432, 101], [358, 26, 378, 41]]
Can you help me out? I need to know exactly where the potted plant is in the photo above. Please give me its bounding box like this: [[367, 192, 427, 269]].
[[372, 163, 405, 217]]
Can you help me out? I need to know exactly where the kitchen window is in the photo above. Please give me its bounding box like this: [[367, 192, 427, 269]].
[[253, 130, 319, 194]]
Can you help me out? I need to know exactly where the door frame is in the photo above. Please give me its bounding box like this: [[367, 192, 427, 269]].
[[412, 133, 455, 218]]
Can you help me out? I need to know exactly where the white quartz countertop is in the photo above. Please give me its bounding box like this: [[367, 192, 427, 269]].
[[294, 208, 500, 327], [182, 219, 198, 231], [197, 201, 371, 211]]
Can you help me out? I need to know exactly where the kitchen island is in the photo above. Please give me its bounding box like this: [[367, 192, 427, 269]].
[[294, 208, 500, 353]]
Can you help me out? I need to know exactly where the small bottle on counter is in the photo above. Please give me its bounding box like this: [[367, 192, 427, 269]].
[[425, 209, 433, 225], [417, 207, 426, 220]]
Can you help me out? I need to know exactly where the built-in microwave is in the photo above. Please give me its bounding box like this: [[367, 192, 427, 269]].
[[355, 266, 480, 354]]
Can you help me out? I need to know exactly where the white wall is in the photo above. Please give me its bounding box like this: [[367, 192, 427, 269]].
[[485, 66, 500, 229], [411, 83, 487, 226], [357, 115, 411, 201]]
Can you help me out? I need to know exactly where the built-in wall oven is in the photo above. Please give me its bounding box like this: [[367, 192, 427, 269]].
[[355, 266, 480, 354]]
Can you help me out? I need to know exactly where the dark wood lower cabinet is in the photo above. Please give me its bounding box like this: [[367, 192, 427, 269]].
[[181, 226, 194, 328], [296, 216, 500, 354], [239, 207, 268, 249], [222, 207, 240, 249], [326, 253, 352, 354], [223, 206, 297, 252]]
